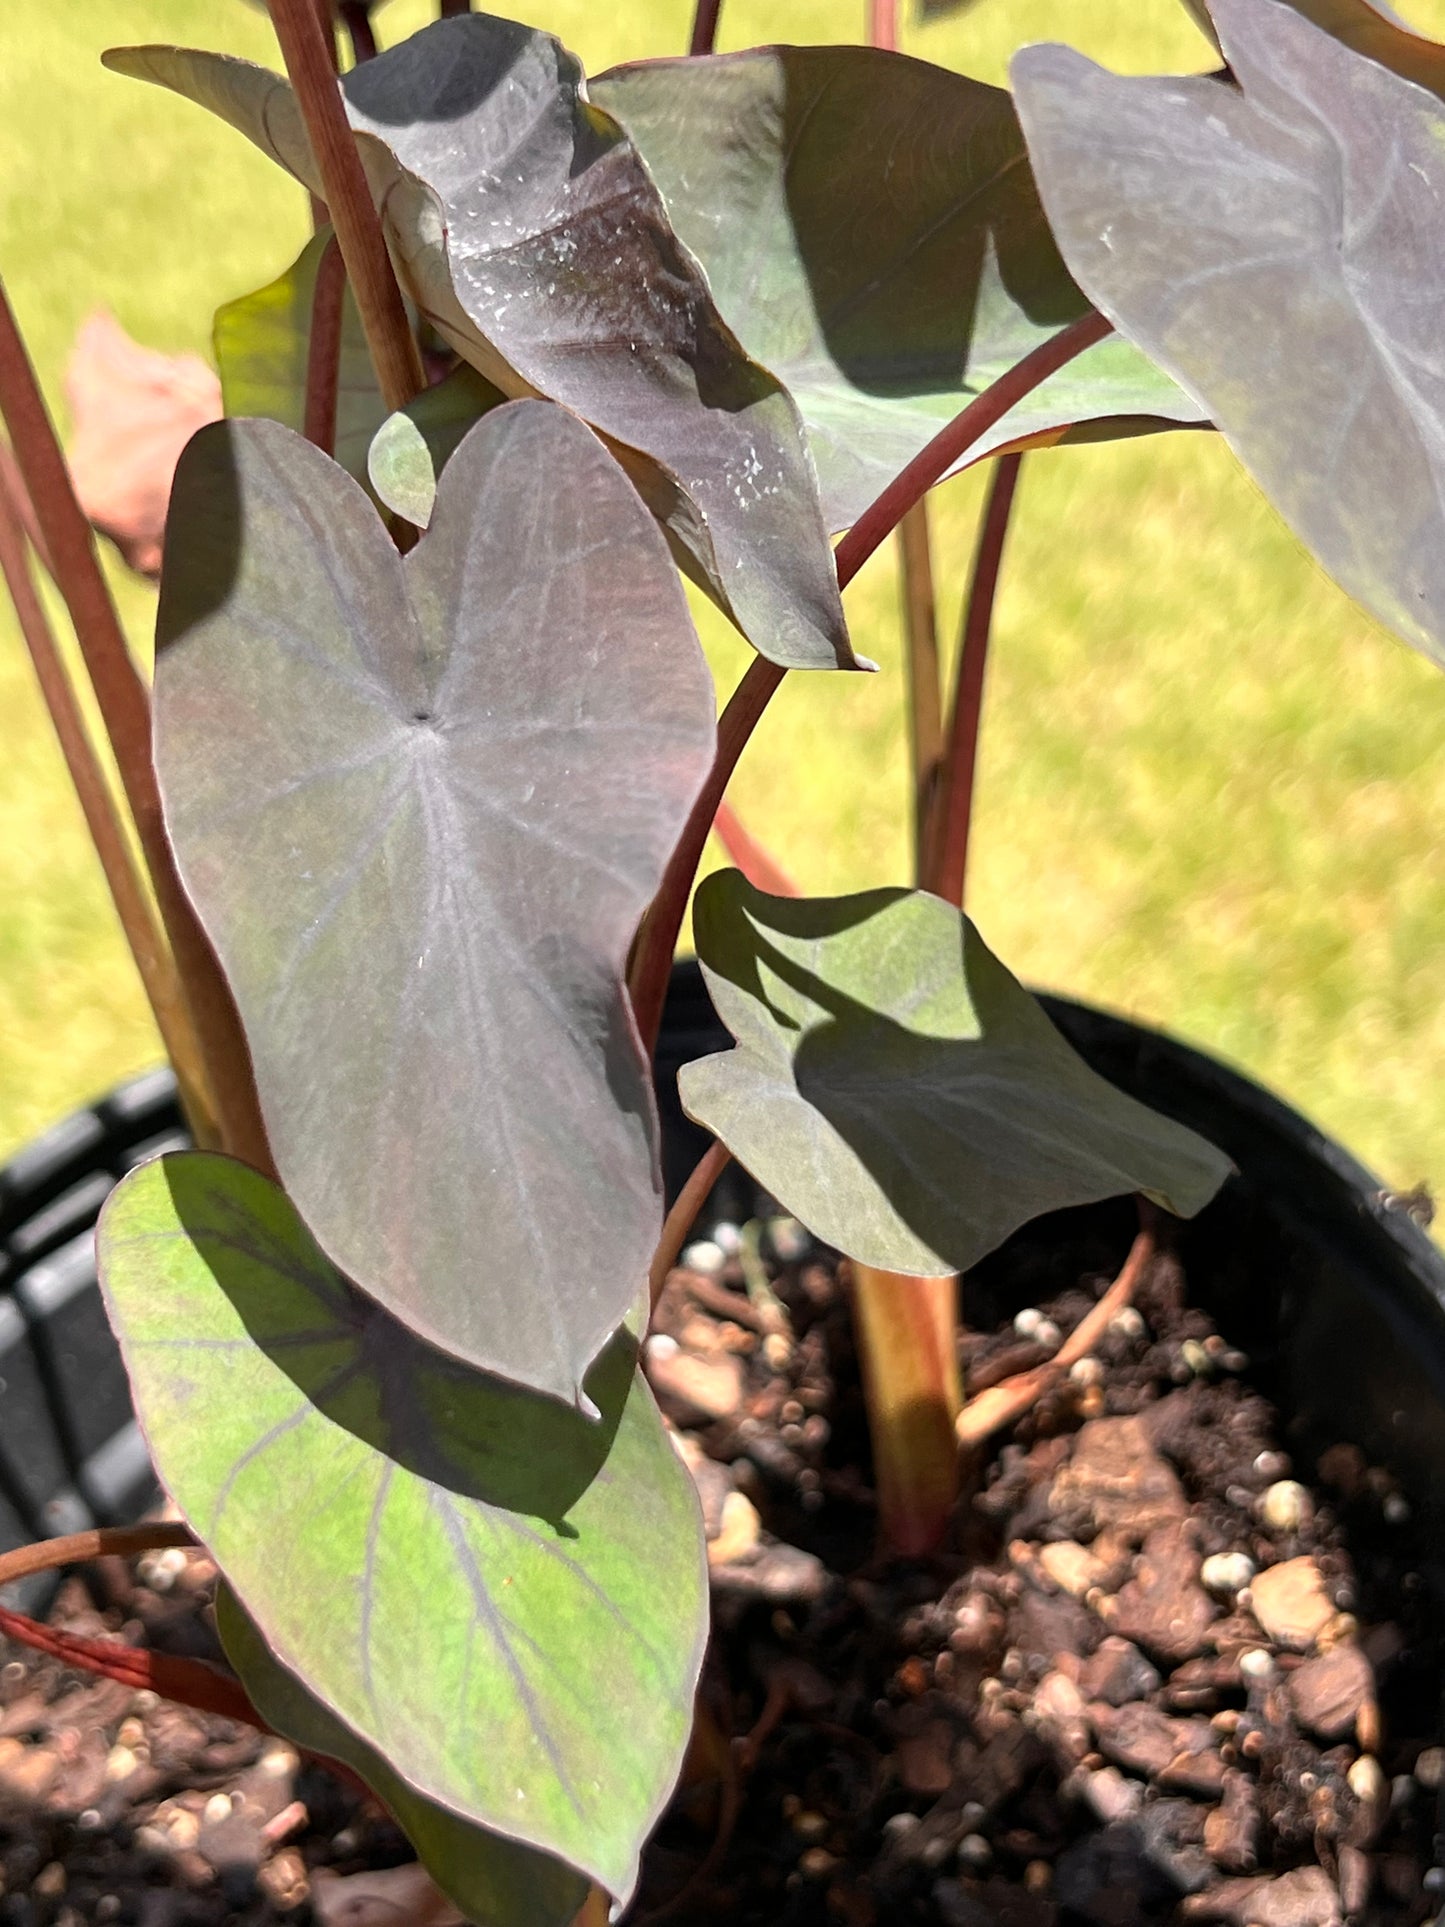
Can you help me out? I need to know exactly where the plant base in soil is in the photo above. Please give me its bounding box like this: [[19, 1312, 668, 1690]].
[[0, 1194, 1439, 1926]]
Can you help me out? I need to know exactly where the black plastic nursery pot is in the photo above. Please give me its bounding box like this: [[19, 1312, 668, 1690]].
[[0, 960, 1444, 1916]]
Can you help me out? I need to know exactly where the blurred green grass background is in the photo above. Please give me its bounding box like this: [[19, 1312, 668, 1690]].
[[1, 0, 1443, 1198]]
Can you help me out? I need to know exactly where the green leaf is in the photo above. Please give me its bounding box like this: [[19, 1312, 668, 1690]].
[[105, 23, 857, 671], [98, 1153, 707, 1903], [214, 229, 387, 485], [1013, 0, 1445, 673], [592, 47, 1207, 532], [156, 403, 715, 1403], [216, 1587, 589, 1927], [367, 365, 508, 527], [679, 874, 1230, 1276]]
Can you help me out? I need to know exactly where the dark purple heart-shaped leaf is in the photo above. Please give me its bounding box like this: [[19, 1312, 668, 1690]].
[[593, 47, 1206, 531], [1014, 0, 1445, 671], [155, 402, 716, 1403], [105, 23, 855, 671]]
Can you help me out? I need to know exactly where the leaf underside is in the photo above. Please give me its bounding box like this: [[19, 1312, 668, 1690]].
[[592, 46, 1207, 531], [216, 1588, 588, 1927], [213, 229, 386, 485], [680, 873, 1231, 1277], [1013, 0, 1445, 671], [98, 1154, 707, 1902], [155, 402, 716, 1403], [105, 23, 855, 671]]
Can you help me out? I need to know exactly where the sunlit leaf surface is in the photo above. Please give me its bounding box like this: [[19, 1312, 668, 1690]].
[[100, 1154, 706, 1901]]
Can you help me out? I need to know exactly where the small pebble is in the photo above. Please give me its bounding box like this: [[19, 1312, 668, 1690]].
[[1069, 1355, 1104, 1386], [956, 1835, 992, 1874], [1034, 1318, 1062, 1350], [103, 1745, 136, 1784], [767, 1217, 809, 1261], [1416, 1746, 1445, 1790], [1260, 1479, 1313, 1532], [792, 1810, 829, 1844], [1240, 1648, 1276, 1683], [1383, 1492, 1411, 1525], [1180, 1338, 1212, 1376], [203, 1792, 233, 1826], [1348, 1754, 1387, 1810], [1013, 1307, 1044, 1338], [711, 1222, 742, 1256], [681, 1239, 726, 1276], [1023, 1861, 1052, 1895], [1201, 1551, 1257, 1596], [799, 1848, 835, 1879], [645, 1333, 679, 1362], [1109, 1306, 1146, 1340], [883, 1812, 920, 1842], [1253, 1450, 1292, 1482]]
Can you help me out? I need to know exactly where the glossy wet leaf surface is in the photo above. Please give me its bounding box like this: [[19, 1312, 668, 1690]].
[[1014, 0, 1445, 671], [216, 1588, 588, 1927], [98, 1153, 707, 1901], [106, 22, 854, 670], [213, 229, 390, 486], [680, 874, 1230, 1276], [593, 47, 1206, 530], [155, 403, 715, 1402]]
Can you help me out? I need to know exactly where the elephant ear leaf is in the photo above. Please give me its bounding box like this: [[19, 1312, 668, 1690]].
[[593, 46, 1206, 532], [213, 229, 391, 485], [155, 401, 716, 1403], [98, 1153, 707, 1905], [1013, 0, 1445, 672], [216, 1587, 589, 1927], [680, 873, 1230, 1277], [105, 21, 855, 671]]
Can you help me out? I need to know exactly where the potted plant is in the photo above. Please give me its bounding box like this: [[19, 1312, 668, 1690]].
[[0, 0, 1442, 1920]]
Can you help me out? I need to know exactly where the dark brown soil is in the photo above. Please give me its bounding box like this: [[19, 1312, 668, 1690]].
[[0, 1197, 1439, 1925], [638, 1196, 1445, 1927]]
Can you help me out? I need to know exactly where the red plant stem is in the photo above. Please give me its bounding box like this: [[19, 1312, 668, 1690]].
[[630, 655, 783, 1051], [898, 503, 943, 883], [0, 435, 51, 575], [689, 0, 724, 55], [836, 310, 1111, 589], [303, 234, 346, 456], [0, 459, 217, 1142], [649, 1139, 732, 1311], [268, 0, 423, 415], [711, 799, 798, 897], [629, 311, 1113, 1050], [0, 277, 271, 1171], [930, 451, 1023, 907], [337, 1, 378, 62], [867, 0, 900, 50], [0, 1524, 195, 1590], [956, 1215, 1154, 1446], [0, 1605, 265, 1726]]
